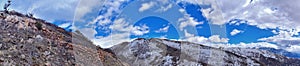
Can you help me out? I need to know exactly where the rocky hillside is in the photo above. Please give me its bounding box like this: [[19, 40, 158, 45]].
[[0, 11, 127, 66], [110, 38, 300, 66]]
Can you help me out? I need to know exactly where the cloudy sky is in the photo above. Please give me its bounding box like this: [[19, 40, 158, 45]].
[[2, 0, 300, 54]]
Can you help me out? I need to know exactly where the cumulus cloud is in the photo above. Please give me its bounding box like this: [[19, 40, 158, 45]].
[[208, 35, 229, 43], [75, 0, 134, 48], [92, 18, 133, 48], [183, 0, 300, 35], [131, 24, 150, 36], [178, 14, 203, 31], [180, 0, 300, 54], [85, 0, 126, 26], [109, 18, 132, 32], [74, 0, 103, 22], [139, 1, 155, 12], [229, 1, 298, 31], [182, 30, 284, 52], [259, 30, 300, 46], [183, 30, 209, 43], [180, 0, 228, 25], [230, 29, 243, 36], [183, 30, 229, 43]]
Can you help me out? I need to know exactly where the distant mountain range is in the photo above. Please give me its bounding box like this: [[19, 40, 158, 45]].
[[1, 11, 300, 66], [258, 47, 300, 58], [111, 38, 300, 66]]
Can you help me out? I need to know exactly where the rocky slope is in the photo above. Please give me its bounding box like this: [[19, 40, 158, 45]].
[[0, 11, 127, 66], [110, 38, 300, 66]]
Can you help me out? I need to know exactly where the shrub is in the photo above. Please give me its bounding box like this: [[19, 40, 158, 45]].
[[35, 22, 42, 30]]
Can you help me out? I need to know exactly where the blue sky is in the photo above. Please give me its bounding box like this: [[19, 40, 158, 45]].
[[2, 0, 300, 55], [130, 16, 179, 39]]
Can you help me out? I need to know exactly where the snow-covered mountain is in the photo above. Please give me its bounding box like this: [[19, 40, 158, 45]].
[[258, 47, 300, 58], [110, 38, 300, 66]]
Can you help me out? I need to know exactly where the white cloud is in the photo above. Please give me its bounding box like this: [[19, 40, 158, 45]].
[[158, 35, 168, 39], [75, 0, 133, 48], [155, 25, 170, 33], [285, 45, 300, 54], [204, 42, 279, 49], [183, 30, 229, 44], [183, 31, 281, 50], [131, 24, 150, 36], [85, 0, 126, 26], [183, 30, 209, 44], [58, 22, 71, 28], [182, 0, 300, 35], [93, 18, 133, 48], [78, 28, 97, 40], [182, 0, 229, 25], [182, 30, 282, 52], [259, 30, 300, 46], [178, 14, 203, 31], [179, 8, 185, 13], [208, 35, 229, 43], [242, 0, 251, 7], [93, 32, 131, 48], [201, 7, 227, 25], [139, 1, 155, 12], [219, 0, 299, 31], [177, 0, 201, 4], [180, 0, 300, 53], [74, 0, 103, 22], [259, 37, 300, 46], [156, 4, 172, 12], [186, 36, 208, 44], [9, 0, 79, 22], [109, 18, 132, 32], [271, 30, 278, 34], [230, 29, 243, 36]]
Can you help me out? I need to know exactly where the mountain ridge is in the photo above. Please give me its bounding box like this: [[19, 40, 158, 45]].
[[110, 38, 300, 66]]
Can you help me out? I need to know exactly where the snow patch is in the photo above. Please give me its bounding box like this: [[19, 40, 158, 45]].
[[161, 40, 181, 49]]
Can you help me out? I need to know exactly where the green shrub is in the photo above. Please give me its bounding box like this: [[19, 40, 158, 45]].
[[35, 22, 42, 30]]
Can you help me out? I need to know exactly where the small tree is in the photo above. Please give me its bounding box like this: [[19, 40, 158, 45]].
[[3, 0, 11, 12]]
